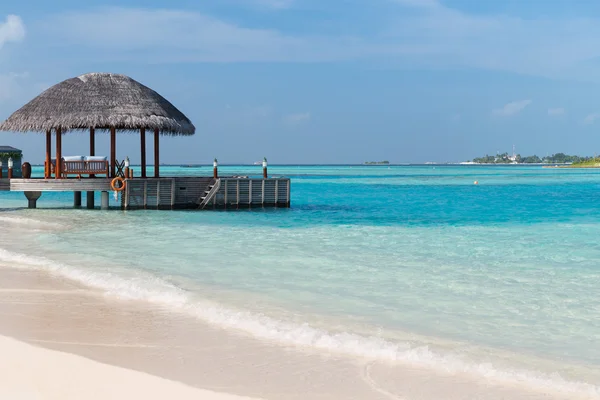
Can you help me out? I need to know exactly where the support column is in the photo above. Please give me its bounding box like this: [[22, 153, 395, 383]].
[[140, 128, 146, 178], [86, 191, 95, 209], [89, 127, 96, 178], [74, 191, 82, 208], [90, 127, 95, 156], [154, 128, 160, 178], [24, 191, 42, 209], [110, 127, 116, 178], [45, 130, 51, 178], [101, 191, 109, 210], [55, 127, 62, 179]]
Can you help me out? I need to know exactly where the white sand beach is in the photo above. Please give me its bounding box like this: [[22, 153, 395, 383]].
[[0, 335, 258, 400]]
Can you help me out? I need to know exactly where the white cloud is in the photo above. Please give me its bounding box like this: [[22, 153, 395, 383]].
[[31, 5, 600, 81], [548, 107, 565, 116], [283, 112, 311, 125], [492, 100, 532, 117], [583, 112, 600, 125], [245, 105, 273, 118], [253, 0, 294, 9], [0, 15, 25, 49], [386, 2, 600, 80], [44, 8, 370, 63], [392, 0, 440, 8]]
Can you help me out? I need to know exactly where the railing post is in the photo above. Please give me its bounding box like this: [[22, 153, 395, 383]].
[[7, 157, 13, 179], [262, 157, 268, 179], [124, 156, 130, 180]]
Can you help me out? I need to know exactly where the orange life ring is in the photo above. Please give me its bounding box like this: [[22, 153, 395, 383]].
[[111, 177, 126, 192]]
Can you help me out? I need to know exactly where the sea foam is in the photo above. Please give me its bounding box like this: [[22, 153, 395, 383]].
[[0, 247, 598, 398]]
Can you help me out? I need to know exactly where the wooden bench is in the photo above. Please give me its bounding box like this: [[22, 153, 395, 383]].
[[48, 156, 109, 178]]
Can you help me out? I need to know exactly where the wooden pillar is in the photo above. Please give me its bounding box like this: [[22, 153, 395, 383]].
[[86, 191, 95, 209], [45, 130, 51, 178], [140, 128, 146, 178], [89, 127, 96, 178], [74, 191, 82, 208], [110, 127, 116, 178], [90, 127, 95, 156], [154, 128, 160, 178], [55, 127, 62, 179]]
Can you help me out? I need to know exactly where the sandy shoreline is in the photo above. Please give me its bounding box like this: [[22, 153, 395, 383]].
[[0, 266, 590, 400], [0, 335, 258, 400]]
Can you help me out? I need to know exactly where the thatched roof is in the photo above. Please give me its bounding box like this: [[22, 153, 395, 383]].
[[0, 73, 195, 136]]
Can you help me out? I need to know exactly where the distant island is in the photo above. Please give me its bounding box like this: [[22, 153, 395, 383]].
[[466, 152, 594, 165], [364, 161, 390, 165]]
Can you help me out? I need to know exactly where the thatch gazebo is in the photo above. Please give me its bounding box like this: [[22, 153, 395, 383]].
[[0, 72, 195, 179]]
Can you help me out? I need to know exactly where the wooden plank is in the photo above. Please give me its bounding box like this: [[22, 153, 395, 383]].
[[275, 180, 278, 203], [156, 180, 161, 207], [125, 179, 129, 208], [171, 178, 175, 207], [143, 181, 147, 208], [9, 179, 112, 192]]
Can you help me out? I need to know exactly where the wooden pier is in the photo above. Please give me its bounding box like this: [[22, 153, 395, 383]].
[[0, 72, 293, 212], [0, 176, 291, 210], [123, 177, 290, 209]]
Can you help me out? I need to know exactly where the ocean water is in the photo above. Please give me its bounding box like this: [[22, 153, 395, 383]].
[[1, 165, 600, 397]]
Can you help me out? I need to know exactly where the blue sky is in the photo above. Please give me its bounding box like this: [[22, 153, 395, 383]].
[[1, 0, 600, 164]]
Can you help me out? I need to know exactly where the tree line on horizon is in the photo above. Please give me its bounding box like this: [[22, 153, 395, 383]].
[[472, 152, 594, 164]]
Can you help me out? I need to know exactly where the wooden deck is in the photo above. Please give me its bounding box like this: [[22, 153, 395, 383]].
[[7, 178, 112, 192], [0, 176, 291, 210], [123, 177, 291, 210]]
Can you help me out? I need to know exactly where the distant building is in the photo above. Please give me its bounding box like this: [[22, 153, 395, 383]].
[[0, 146, 23, 177]]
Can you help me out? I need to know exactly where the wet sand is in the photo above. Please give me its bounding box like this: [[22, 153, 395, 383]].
[[0, 266, 584, 400]]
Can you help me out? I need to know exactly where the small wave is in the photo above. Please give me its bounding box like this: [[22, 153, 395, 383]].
[[0, 247, 598, 398], [0, 214, 68, 230]]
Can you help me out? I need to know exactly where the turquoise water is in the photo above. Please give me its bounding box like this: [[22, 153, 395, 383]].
[[1, 165, 600, 396]]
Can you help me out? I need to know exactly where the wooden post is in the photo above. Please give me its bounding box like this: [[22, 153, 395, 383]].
[[55, 127, 62, 179], [74, 191, 82, 208], [45, 130, 51, 178], [213, 158, 218, 178], [263, 157, 268, 179], [124, 157, 130, 180], [89, 127, 95, 178], [90, 127, 95, 156], [86, 191, 95, 209], [101, 191, 109, 210], [154, 128, 160, 178], [140, 128, 146, 178], [110, 127, 116, 178], [7, 159, 13, 179]]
